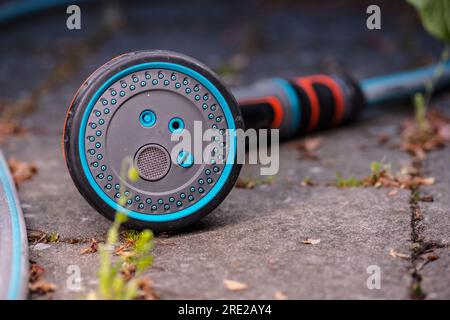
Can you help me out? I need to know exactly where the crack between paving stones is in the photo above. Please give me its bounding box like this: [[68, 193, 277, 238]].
[[408, 159, 446, 300]]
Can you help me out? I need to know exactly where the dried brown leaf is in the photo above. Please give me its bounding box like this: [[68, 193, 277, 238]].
[[295, 137, 323, 160], [117, 251, 137, 259], [416, 250, 440, 271], [136, 278, 159, 300], [361, 162, 434, 191], [274, 291, 288, 300], [414, 176, 435, 186], [389, 249, 410, 259], [400, 111, 450, 160], [28, 280, 56, 294], [302, 238, 321, 245], [301, 178, 315, 187], [29, 263, 45, 283], [236, 178, 256, 189], [28, 262, 55, 295], [115, 239, 134, 255], [419, 195, 434, 202], [223, 279, 248, 291], [8, 158, 37, 186], [378, 133, 391, 144], [0, 120, 26, 142], [27, 229, 48, 243], [296, 137, 323, 152], [438, 124, 450, 141], [80, 239, 98, 254], [120, 262, 137, 281], [420, 251, 439, 262], [156, 239, 177, 246], [387, 189, 399, 197], [412, 206, 424, 221]]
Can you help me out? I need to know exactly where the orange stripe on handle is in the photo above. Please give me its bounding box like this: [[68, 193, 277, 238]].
[[239, 96, 284, 129], [305, 75, 345, 126], [295, 78, 320, 131], [295, 75, 346, 130]]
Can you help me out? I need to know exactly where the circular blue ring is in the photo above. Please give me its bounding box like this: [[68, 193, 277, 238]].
[[139, 109, 156, 127], [79, 62, 237, 222], [177, 150, 194, 168], [168, 117, 185, 133]]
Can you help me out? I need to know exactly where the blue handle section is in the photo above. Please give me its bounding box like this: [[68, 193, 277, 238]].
[[360, 60, 450, 106], [272, 78, 302, 136]]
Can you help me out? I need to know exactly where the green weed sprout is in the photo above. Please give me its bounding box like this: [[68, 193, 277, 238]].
[[335, 173, 362, 188], [408, 0, 450, 117], [88, 158, 154, 300]]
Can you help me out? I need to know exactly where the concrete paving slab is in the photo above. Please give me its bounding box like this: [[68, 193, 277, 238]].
[[421, 249, 450, 300], [418, 103, 450, 299], [422, 110, 450, 245], [28, 242, 98, 300], [147, 186, 412, 299]]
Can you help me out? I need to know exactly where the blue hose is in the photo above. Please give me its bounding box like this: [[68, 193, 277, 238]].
[[0, 151, 28, 300], [360, 60, 450, 106]]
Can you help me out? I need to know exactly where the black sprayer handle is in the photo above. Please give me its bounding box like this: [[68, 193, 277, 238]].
[[233, 60, 450, 139], [232, 74, 365, 139]]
